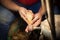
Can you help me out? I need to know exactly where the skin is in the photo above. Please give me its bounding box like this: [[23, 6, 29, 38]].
[[25, 0, 46, 32], [1, 0, 46, 32]]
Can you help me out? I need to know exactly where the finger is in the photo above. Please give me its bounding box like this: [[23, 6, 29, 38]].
[[28, 25, 33, 31], [20, 11, 27, 17], [25, 25, 33, 32], [25, 26, 29, 33], [33, 18, 41, 27], [32, 16, 39, 24], [20, 12, 29, 24]]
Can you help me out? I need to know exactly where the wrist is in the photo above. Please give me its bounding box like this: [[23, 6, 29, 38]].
[[37, 12, 43, 17], [17, 6, 21, 11]]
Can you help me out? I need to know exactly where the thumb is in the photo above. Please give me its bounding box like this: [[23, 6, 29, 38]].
[[25, 26, 29, 33]]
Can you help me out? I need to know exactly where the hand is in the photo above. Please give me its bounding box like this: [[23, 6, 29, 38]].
[[18, 7, 28, 23], [18, 7, 34, 24], [32, 13, 42, 27], [25, 13, 42, 32], [25, 25, 33, 32]]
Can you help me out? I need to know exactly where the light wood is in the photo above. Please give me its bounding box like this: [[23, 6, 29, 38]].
[[26, 11, 33, 24]]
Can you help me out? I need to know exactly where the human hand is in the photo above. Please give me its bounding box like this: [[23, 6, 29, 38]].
[[25, 13, 42, 32], [32, 13, 42, 27], [18, 7, 28, 23], [18, 7, 34, 24], [25, 25, 33, 32]]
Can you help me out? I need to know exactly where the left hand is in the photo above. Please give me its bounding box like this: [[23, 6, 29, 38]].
[[25, 13, 42, 32], [32, 13, 42, 27]]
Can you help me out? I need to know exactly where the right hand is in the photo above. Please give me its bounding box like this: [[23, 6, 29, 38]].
[[18, 7, 34, 25], [18, 7, 28, 24]]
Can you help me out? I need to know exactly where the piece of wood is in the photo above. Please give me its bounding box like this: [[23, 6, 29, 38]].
[[26, 11, 33, 24]]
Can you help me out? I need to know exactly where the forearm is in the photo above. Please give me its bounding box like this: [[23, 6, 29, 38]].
[[38, 6, 46, 16], [38, 0, 46, 16], [1, 0, 20, 11]]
